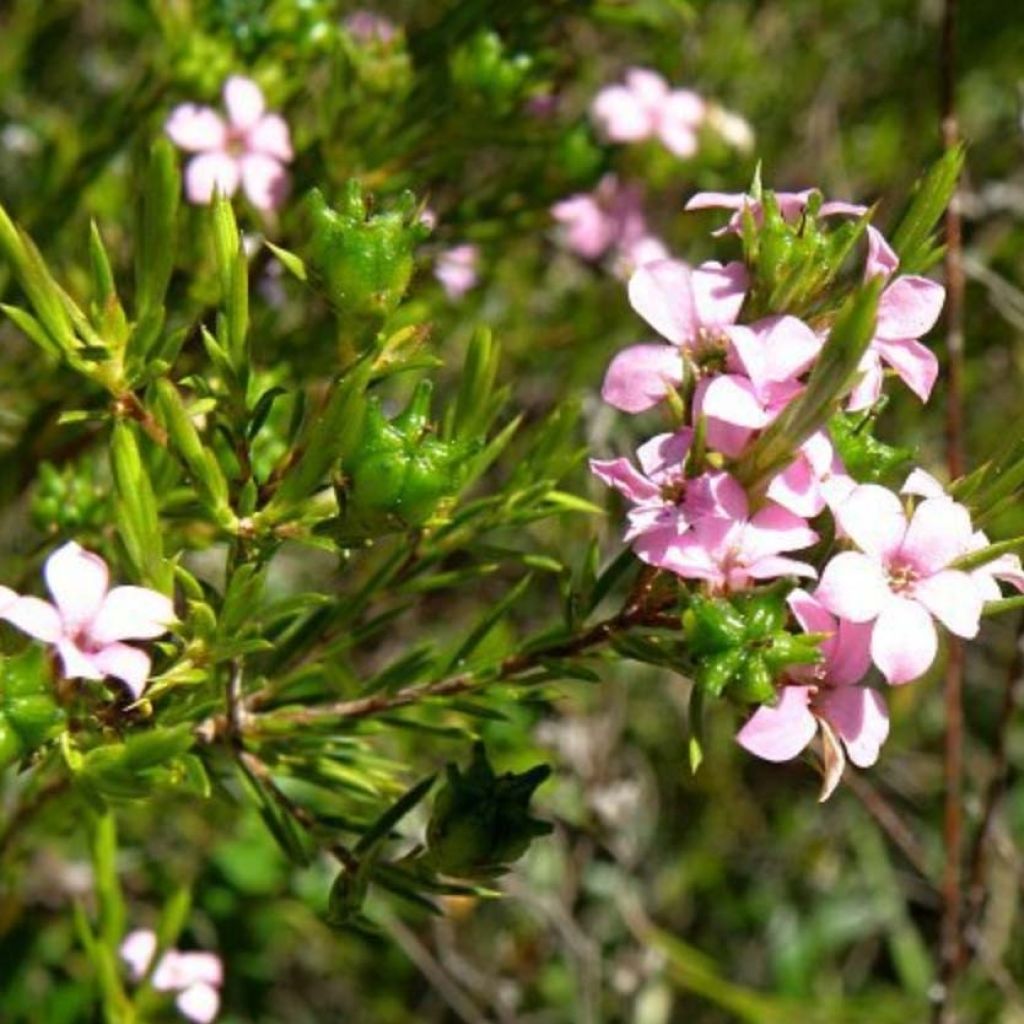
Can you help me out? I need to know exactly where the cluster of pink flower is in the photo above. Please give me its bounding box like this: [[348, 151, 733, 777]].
[[0, 542, 173, 699], [121, 929, 223, 1023], [592, 189, 1024, 794]]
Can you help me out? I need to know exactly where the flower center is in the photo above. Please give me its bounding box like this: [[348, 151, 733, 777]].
[[690, 327, 729, 375], [886, 559, 918, 594]]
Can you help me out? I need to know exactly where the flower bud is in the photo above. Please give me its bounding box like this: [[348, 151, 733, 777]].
[[31, 461, 107, 535], [425, 744, 551, 878], [306, 184, 428, 334]]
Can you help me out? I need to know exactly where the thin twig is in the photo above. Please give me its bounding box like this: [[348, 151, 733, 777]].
[[936, 0, 966, 1015]]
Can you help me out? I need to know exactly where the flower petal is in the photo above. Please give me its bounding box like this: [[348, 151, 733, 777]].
[[865, 225, 900, 278], [56, 640, 104, 681], [92, 644, 151, 698], [635, 429, 692, 480], [120, 930, 157, 979], [223, 75, 266, 131], [690, 260, 747, 327], [913, 569, 982, 639], [2, 596, 62, 641], [815, 551, 890, 623], [91, 586, 175, 644], [240, 153, 289, 212], [737, 686, 817, 762], [699, 375, 770, 429], [871, 596, 937, 684], [746, 555, 818, 581], [821, 687, 889, 768], [176, 984, 221, 1024], [601, 344, 683, 413], [873, 336, 939, 404], [834, 484, 907, 560], [165, 105, 226, 152], [246, 113, 293, 161], [45, 541, 108, 628], [900, 496, 974, 573], [746, 504, 819, 557], [591, 85, 652, 141], [827, 618, 874, 686], [627, 260, 699, 345], [589, 458, 660, 503], [185, 152, 240, 205], [876, 276, 945, 340]]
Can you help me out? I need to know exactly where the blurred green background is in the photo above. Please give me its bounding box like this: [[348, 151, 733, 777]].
[[2, 0, 1024, 1021]]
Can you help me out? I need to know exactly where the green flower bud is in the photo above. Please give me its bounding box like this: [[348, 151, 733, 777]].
[[683, 595, 746, 655], [338, 381, 476, 537], [425, 744, 551, 878], [307, 184, 428, 334], [31, 461, 107, 535], [696, 647, 745, 698], [728, 653, 776, 704], [449, 32, 532, 114], [0, 717, 24, 768]]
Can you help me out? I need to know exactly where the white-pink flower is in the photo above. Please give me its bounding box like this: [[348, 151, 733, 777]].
[[816, 484, 982, 684], [122, 930, 223, 1024], [737, 589, 885, 800], [0, 542, 174, 699], [591, 68, 706, 158], [435, 244, 480, 300], [165, 76, 293, 211], [847, 227, 945, 410], [590, 429, 748, 566], [601, 258, 748, 413], [655, 499, 818, 592]]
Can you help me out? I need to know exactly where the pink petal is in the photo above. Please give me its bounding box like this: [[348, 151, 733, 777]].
[[767, 454, 823, 518], [246, 113, 293, 162], [815, 551, 890, 623], [820, 687, 889, 767], [700, 375, 770, 429], [92, 643, 152, 698], [901, 467, 946, 499], [913, 569, 982, 639], [601, 344, 683, 413], [90, 586, 175, 644], [873, 336, 939, 404], [169, 952, 224, 988], [736, 686, 817, 762], [865, 225, 900, 279], [757, 315, 823, 384], [624, 68, 670, 105], [900, 497, 973, 573], [684, 191, 746, 212], [986, 553, 1024, 594], [690, 260, 748, 327], [636, 429, 692, 480], [787, 588, 835, 636], [176, 984, 221, 1024], [658, 91, 705, 157], [56, 640, 104, 681], [627, 260, 699, 345], [746, 555, 818, 580], [819, 200, 868, 218], [2, 596, 62, 641], [121, 930, 157, 978], [871, 596, 937, 684], [746, 504, 819, 557], [185, 152, 240, 205], [834, 484, 907, 560], [45, 541, 108, 628], [240, 154, 289, 211], [687, 470, 749, 520], [591, 85, 653, 141], [589, 458, 661, 503], [165, 105, 226, 152], [551, 195, 615, 259], [223, 75, 265, 131], [847, 351, 884, 411], [827, 618, 874, 686], [876, 276, 945, 340]]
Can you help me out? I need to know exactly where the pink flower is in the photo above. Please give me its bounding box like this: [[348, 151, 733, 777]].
[[165, 76, 293, 211], [816, 484, 982, 684], [343, 10, 399, 44], [737, 589, 886, 799], [0, 542, 175, 699], [590, 429, 748, 566], [435, 244, 480, 300], [601, 259, 748, 413], [766, 431, 856, 518], [847, 227, 945, 410], [551, 175, 652, 262], [685, 188, 866, 236], [122, 930, 223, 1024], [655, 497, 818, 592], [695, 314, 822, 457], [591, 68, 706, 158]]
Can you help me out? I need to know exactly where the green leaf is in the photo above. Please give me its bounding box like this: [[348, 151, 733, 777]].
[[354, 774, 436, 855], [134, 138, 180, 322], [444, 573, 533, 672], [890, 145, 964, 275]]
